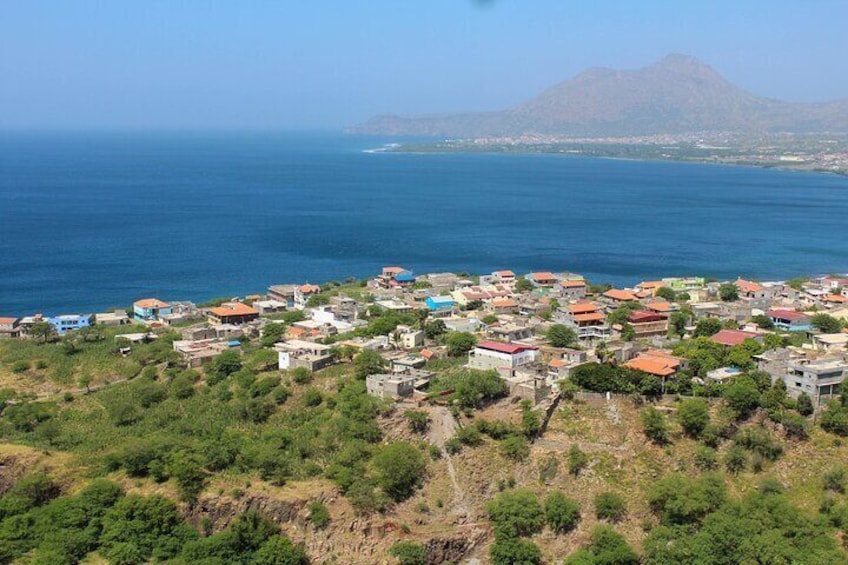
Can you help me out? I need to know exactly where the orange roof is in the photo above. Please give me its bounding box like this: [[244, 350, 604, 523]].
[[573, 312, 605, 323], [134, 298, 170, 309], [646, 301, 673, 312], [603, 289, 637, 301], [0, 317, 18, 324], [625, 353, 680, 377], [383, 266, 406, 274], [735, 278, 764, 293], [638, 280, 665, 290], [421, 349, 435, 359], [494, 270, 515, 277], [825, 294, 848, 303], [549, 359, 566, 368], [531, 271, 556, 281], [492, 298, 518, 308], [560, 280, 587, 288], [209, 302, 258, 317], [298, 284, 321, 294], [569, 301, 599, 314]]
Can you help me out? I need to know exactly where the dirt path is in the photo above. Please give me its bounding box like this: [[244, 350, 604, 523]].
[[427, 407, 471, 519]]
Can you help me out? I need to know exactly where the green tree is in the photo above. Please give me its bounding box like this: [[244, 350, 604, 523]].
[[167, 450, 209, 505], [750, 314, 775, 330], [718, 282, 739, 302], [723, 376, 761, 419], [372, 442, 425, 502], [423, 319, 447, 339], [724, 444, 748, 474], [307, 501, 330, 529], [641, 406, 669, 445], [655, 287, 676, 301], [678, 398, 710, 437], [353, 349, 387, 379], [500, 435, 530, 461], [669, 310, 689, 337], [594, 492, 626, 523], [568, 445, 589, 477], [515, 278, 534, 293], [545, 491, 580, 534], [404, 410, 430, 433], [547, 324, 577, 348], [206, 350, 243, 382], [445, 332, 477, 357], [29, 321, 56, 344], [796, 392, 814, 416], [566, 525, 639, 565], [389, 541, 426, 565], [253, 536, 310, 565], [486, 488, 545, 538], [260, 322, 286, 347], [693, 318, 723, 337], [490, 537, 541, 565], [811, 313, 843, 334]]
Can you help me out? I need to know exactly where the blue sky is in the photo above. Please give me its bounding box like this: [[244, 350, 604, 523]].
[[1, 0, 846, 129]]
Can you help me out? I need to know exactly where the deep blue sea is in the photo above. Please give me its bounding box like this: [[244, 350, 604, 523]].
[[1, 131, 847, 316]]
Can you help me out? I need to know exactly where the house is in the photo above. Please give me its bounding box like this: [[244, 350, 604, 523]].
[[602, 289, 638, 307], [0, 317, 20, 339], [443, 316, 481, 333], [267, 284, 297, 308], [47, 314, 93, 335], [774, 358, 848, 406], [133, 299, 172, 323], [207, 302, 260, 325], [491, 270, 516, 285], [735, 279, 768, 300], [528, 272, 557, 287], [624, 350, 683, 379], [366, 373, 419, 399], [390, 325, 425, 349], [173, 338, 241, 367], [556, 301, 610, 341], [252, 299, 287, 314], [645, 300, 677, 314], [767, 309, 811, 332], [812, 333, 848, 352], [294, 284, 322, 309], [425, 295, 456, 314], [467, 341, 540, 376], [392, 356, 428, 372], [375, 298, 413, 313], [486, 322, 533, 343], [376, 266, 415, 289], [710, 329, 764, 347], [636, 280, 666, 295], [94, 311, 131, 327], [274, 340, 334, 372], [626, 310, 669, 339], [487, 298, 519, 315], [662, 277, 706, 292], [555, 279, 588, 300]]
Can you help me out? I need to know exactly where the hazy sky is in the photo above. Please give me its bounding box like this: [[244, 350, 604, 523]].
[[2, 1, 847, 130]]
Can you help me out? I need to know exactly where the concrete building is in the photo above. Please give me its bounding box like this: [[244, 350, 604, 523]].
[[366, 373, 418, 399], [47, 314, 93, 335], [207, 302, 260, 325], [94, 311, 131, 327], [626, 310, 669, 339], [0, 317, 20, 339], [173, 338, 241, 367], [133, 299, 172, 323], [776, 358, 848, 406], [467, 341, 540, 376], [274, 339, 334, 372], [767, 309, 811, 332]]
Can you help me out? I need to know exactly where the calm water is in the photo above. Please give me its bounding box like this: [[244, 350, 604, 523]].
[[1, 131, 847, 315]]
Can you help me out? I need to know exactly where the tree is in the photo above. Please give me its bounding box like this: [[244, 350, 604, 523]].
[[253, 536, 310, 565], [206, 350, 242, 382], [655, 286, 676, 301], [678, 398, 710, 437], [372, 442, 425, 502], [500, 435, 530, 461], [445, 332, 477, 357], [640, 406, 669, 445], [547, 324, 577, 348], [811, 313, 843, 334], [568, 445, 589, 476], [718, 283, 739, 302], [693, 318, 723, 337], [167, 450, 208, 505], [594, 492, 626, 523], [404, 410, 430, 433], [545, 491, 580, 533], [750, 314, 775, 330], [515, 278, 534, 293], [723, 376, 761, 419], [490, 537, 541, 565], [486, 489, 545, 538], [566, 525, 639, 565], [29, 321, 56, 344], [724, 445, 747, 474], [389, 541, 426, 565], [353, 349, 386, 379], [647, 473, 727, 525], [670, 311, 689, 337], [260, 323, 286, 347], [423, 319, 447, 339], [796, 392, 814, 416]]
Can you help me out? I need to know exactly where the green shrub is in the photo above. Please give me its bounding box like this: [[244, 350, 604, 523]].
[[545, 491, 580, 534], [308, 500, 330, 529], [486, 488, 544, 538], [568, 445, 589, 476], [499, 435, 530, 461], [490, 537, 541, 565], [372, 442, 425, 502], [641, 406, 669, 445], [594, 492, 626, 523], [389, 540, 426, 565], [678, 398, 710, 437]]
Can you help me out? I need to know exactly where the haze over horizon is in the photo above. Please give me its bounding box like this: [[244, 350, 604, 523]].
[[2, 1, 848, 131]]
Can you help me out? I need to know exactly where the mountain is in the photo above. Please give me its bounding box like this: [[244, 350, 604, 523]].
[[347, 54, 848, 137]]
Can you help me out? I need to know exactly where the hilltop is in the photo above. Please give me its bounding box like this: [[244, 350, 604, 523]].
[[348, 53, 848, 137]]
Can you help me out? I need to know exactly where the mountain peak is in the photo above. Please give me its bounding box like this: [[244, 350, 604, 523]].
[[650, 53, 717, 76]]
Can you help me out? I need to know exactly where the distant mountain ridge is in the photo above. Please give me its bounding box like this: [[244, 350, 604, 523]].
[[347, 54, 848, 137]]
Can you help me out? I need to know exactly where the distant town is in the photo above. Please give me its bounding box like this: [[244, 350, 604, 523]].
[[5, 266, 848, 410], [384, 133, 848, 176]]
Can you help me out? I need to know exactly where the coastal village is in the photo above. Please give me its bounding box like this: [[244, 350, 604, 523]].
[[4, 267, 848, 411]]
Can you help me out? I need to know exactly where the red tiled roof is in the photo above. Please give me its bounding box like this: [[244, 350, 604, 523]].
[[560, 280, 586, 288], [531, 272, 556, 281], [209, 303, 259, 317], [134, 298, 170, 309], [603, 289, 637, 301], [645, 301, 673, 312], [298, 284, 321, 294], [476, 341, 539, 355], [627, 310, 667, 323], [494, 270, 515, 277], [767, 309, 808, 320], [491, 298, 518, 308], [735, 278, 764, 293], [569, 301, 599, 314], [573, 312, 605, 323], [625, 356, 677, 377], [711, 329, 763, 347], [0, 317, 18, 325]]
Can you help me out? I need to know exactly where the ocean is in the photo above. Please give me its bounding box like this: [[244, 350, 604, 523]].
[[1, 131, 847, 316]]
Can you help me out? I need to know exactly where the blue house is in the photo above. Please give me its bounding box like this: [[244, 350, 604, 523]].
[[425, 296, 456, 312], [47, 314, 93, 335], [133, 298, 173, 323]]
